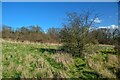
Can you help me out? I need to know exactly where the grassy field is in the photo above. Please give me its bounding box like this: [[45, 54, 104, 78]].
[[2, 40, 118, 79]]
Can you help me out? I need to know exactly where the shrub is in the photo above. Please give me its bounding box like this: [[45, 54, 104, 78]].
[[59, 11, 99, 57]]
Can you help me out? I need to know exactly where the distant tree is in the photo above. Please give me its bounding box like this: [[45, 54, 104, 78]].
[[47, 27, 60, 43], [2, 25, 14, 39], [29, 25, 42, 33], [113, 29, 120, 39], [113, 28, 120, 50], [16, 27, 30, 41], [96, 28, 108, 44]]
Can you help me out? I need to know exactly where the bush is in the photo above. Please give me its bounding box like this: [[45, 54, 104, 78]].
[[59, 26, 84, 57], [59, 11, 99, 57]]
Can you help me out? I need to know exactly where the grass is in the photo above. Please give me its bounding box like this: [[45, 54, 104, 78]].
[[2, 40, 119, 79]]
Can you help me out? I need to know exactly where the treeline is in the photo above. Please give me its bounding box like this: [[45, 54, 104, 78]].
[[2, 24, 119, 44], [1, 24, 120, 45], [2, 25, 60, 43]]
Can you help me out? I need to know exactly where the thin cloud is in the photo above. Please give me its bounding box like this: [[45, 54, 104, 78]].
[[91, 18, 102, 23], [94, 18, 102, 23], [109, 16, 112, 18]]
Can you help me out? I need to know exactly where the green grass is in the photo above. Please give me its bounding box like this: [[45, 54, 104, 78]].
[[2, 40, 118, 79]]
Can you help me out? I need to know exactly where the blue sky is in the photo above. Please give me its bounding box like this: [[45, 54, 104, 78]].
[[2, 2, 118, 31]]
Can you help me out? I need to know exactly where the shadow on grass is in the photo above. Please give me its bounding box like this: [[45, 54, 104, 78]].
[[38, 48, 56, 53], [30, 47, 65, 54], [38, 48, 66, 54]]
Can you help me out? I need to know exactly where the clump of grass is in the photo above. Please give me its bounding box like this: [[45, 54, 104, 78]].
[[87, 49, 118, 78], [44, 55, 64, 70]]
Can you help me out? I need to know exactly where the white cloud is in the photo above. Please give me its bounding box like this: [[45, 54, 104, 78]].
[[94, 18, 102, 23], [98, 26, 107, 29], [98, 25, 118, 29], [91, 18, 102, 23], [111, 25, 118, 29]]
